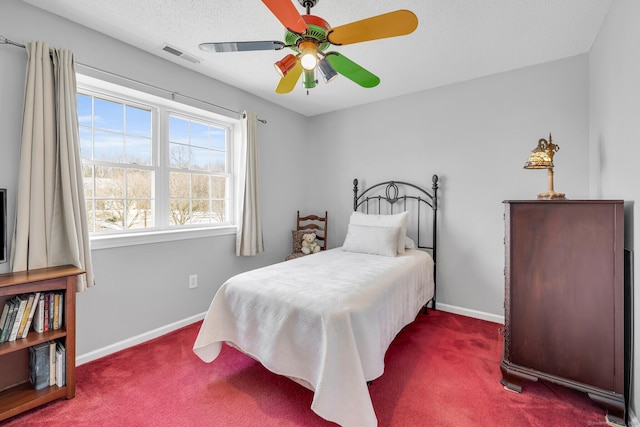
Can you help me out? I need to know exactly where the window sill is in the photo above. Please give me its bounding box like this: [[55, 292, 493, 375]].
[[89, 226, 237, 250]]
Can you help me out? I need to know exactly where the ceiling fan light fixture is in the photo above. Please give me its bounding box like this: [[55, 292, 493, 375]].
[[274, 53, 297, 77], [298, 41, 318, 70], [318, 58, 338, 83]]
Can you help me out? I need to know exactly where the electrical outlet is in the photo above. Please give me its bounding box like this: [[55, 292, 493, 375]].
[[188, 274, 198, 289]]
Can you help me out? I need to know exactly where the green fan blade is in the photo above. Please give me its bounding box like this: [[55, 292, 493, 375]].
[[276, 61, 303, 94], [325, 53, 380, 88]]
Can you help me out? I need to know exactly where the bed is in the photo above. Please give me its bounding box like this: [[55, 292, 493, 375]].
[[193, 176, 439, 427]]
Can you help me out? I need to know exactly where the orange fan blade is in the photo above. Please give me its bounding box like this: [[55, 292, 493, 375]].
[[262, 0, 308, 34], [276, 61, 303, 94], [327, 10, 418, 46]]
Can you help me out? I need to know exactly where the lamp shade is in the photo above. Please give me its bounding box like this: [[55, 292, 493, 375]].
[[524, 148, 553, 169], [303, 69, 316, 89], [274, 54, 297, 78], [318, 58, 338, 83]]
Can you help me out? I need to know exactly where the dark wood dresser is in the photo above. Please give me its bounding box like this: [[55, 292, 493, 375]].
[[501, 200, 628, 425]]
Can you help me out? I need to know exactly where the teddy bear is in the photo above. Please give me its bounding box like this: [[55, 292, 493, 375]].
[[301, 232, 321, 255]]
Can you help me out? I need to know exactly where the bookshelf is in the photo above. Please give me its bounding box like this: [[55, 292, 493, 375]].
[[0, 265, 83, 421]]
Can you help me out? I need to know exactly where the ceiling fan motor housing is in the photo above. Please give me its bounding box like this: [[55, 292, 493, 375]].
[[286, 15, 331, 53]]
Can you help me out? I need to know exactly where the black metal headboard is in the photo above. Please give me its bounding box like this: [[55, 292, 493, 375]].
[[352, 175, 439, 309]]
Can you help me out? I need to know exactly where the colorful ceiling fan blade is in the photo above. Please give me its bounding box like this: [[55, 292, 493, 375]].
[[199, 41, 286, 52], [327, 10, 418, 46], [325, 53, 380, 88], [276, 61, 303, 94], [262, 0, 308, 34]]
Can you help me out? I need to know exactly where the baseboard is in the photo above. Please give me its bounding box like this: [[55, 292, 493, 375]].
[[76, 312, 206, 366], [77, 305, 503, 366], [436, 303, 504, 325], [630, 408, 639, 427]]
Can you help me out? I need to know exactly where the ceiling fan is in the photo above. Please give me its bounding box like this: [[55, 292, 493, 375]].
[[199, 0, 418, 94]]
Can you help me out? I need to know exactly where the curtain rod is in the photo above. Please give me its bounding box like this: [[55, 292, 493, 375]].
[[0, 35, 267, 124]]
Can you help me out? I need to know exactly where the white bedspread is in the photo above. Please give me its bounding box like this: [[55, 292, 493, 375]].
[[193, 248, 434, 427]]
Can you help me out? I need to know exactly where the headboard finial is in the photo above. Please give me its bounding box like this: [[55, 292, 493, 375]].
[[353, 179, 359, 211]]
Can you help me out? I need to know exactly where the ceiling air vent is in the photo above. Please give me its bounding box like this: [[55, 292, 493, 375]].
[[161, 43, 201, 64]]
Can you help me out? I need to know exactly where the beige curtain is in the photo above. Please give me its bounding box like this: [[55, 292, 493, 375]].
[[10, 41, 94, 291], [235, 111, 264, 256]]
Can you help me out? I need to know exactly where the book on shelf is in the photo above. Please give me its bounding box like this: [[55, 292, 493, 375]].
[[32, 292, 45, 333], [21, 292, 41, 338], [29, 341, 50, 390], [0, 300, 17, 343], [58, 293, 64, 328], [48, 293, 54, 331], [43, 292, 50, 332], [53, 293, 60, 330], [56, 341, 66, 387], [16, 293, 35, 338], [49, 340, 57, 386], [8, 295, 28, 341], [0, 302, 9, 332]]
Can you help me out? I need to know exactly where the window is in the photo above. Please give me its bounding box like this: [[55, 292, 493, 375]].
[[77, 75, 239, 246]]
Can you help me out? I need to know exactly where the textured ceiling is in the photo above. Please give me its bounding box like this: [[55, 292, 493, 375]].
[[21, 0, 612, 117]]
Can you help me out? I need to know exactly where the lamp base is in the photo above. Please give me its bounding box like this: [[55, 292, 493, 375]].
[[536, 191, 566, 200]]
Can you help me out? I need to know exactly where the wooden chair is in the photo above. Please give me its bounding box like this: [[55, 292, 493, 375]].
[[285, 211, 328, 260]]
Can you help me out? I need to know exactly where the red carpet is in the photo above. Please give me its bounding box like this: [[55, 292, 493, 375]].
[[3, 310, 606, 426]]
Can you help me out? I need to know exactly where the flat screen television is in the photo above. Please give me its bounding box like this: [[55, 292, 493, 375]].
[[0, 189, 6, 263]]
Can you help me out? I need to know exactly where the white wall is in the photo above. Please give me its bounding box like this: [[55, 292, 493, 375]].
[[0, 0, 310, 355], [589, 0, 640, 416], [307, 55, 590, 318], [2, 0, 595, 360]]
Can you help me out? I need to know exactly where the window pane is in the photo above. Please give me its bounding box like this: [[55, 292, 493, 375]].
[[85, 200, 95, 233], [192, 174, 210, 198], [190, 146, 212, 171], [95, 199, 125, 231], [125, 105, 151, 137], [79, 128, 92, 160], [127, 136, 152, 165], [77, 94, 92, 126], [82, 165, 94, 198], [169, 200, 191, 226], [209, 127, 226, 150], [211, 151, 226, 172], [94, 131, 125, 162], [169, 116, 189, 143], [169, 172, 190, 198], [191, 200, 210, 224], [211, 200, 226, 223], [211, 176, 226, 199], [128, 200, 153, 229], [169, 143, 189, 169], [190, 121, 209, 148], [95, 166, 124, 198], [126, 169, 152, 199], [94, 98, 124, 132]]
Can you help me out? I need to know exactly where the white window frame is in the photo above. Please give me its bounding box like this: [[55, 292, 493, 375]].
[[76, 74, 241, 250]]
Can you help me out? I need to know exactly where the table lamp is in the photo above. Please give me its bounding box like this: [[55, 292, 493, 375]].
[[524, 133, 566, 200]]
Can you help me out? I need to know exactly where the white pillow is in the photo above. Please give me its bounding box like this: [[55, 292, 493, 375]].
[[404, 236, 416, 250], [349, 211, 409, 254], [342, 224, 400, 257]]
